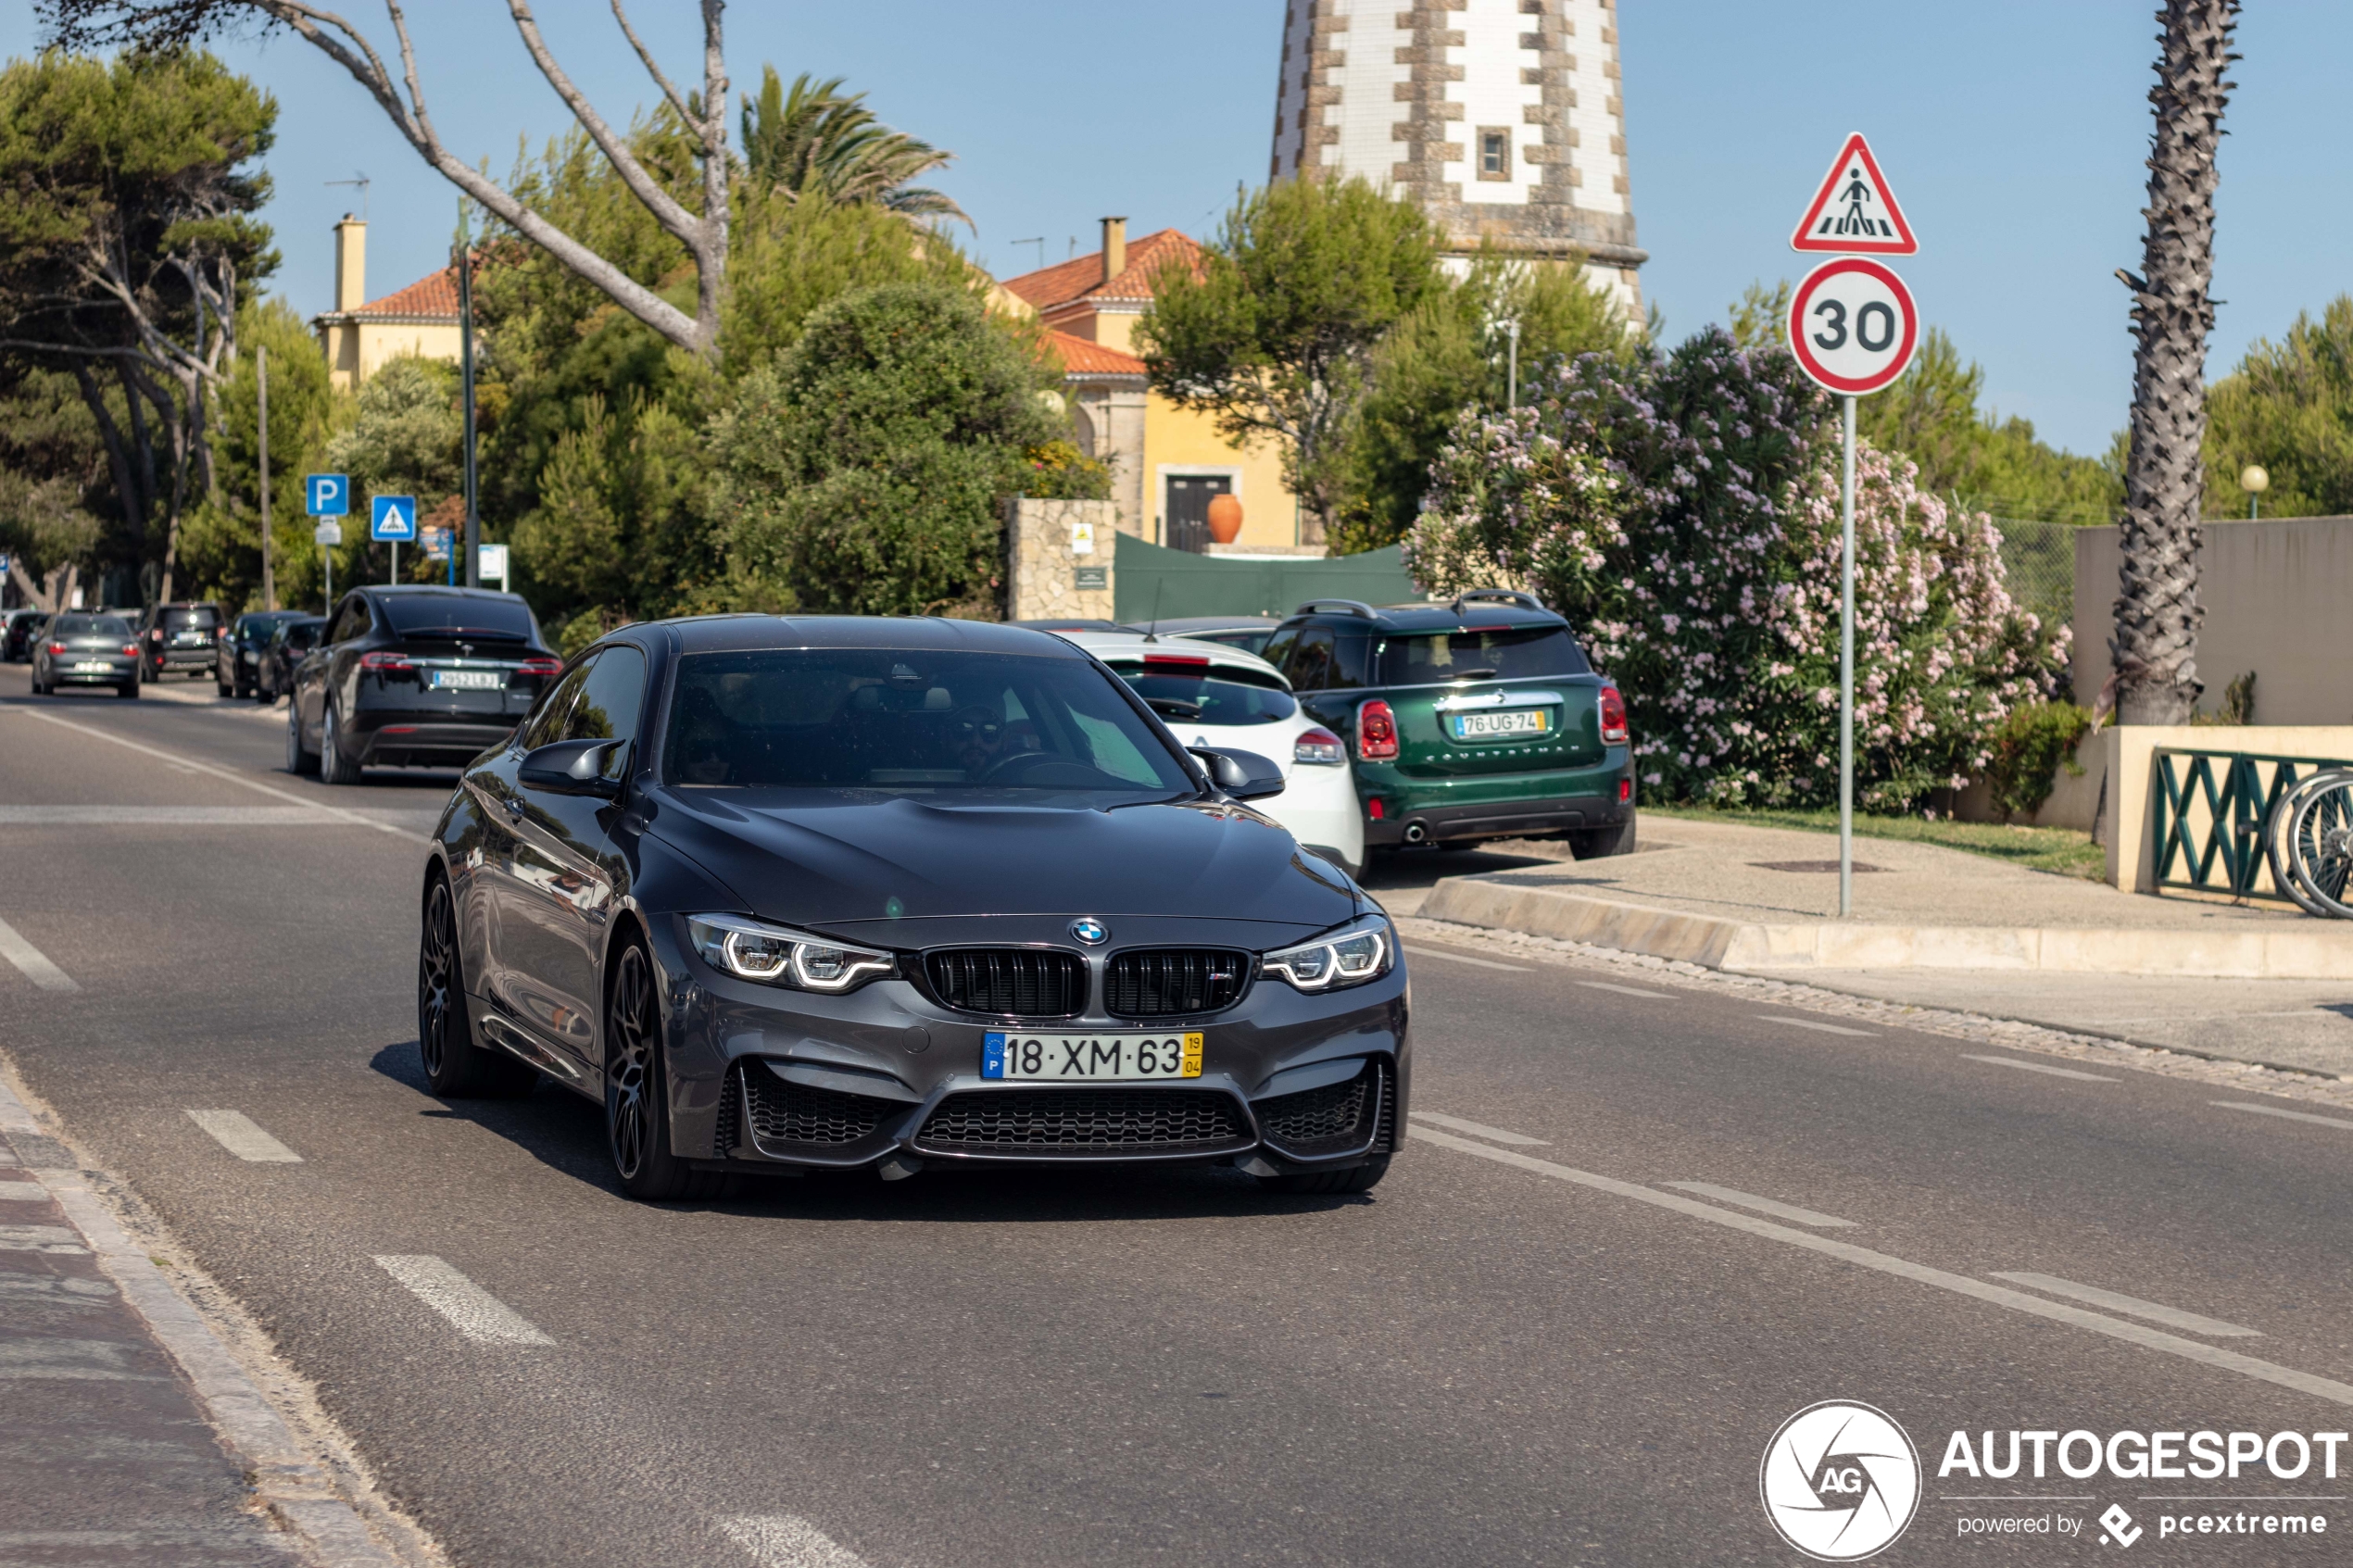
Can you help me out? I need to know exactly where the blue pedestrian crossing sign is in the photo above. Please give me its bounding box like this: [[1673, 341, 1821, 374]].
[[370, 495, 419, 542], [305, 473, 349, 517]]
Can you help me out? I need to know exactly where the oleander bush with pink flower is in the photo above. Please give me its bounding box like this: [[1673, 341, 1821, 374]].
[[1405, 327, 2069, 809]]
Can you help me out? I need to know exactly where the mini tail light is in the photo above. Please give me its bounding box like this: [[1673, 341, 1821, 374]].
[[45, 641, 65, 656], [359, 651, 415, 672], [518, 657, 563, 677], [1293, 726, 1344, 765], [1619, 777, 1632, 804], [1366, 797, 1386, 821], [1355, 699, 1399, 761], [1599, 684, 1629, 745]]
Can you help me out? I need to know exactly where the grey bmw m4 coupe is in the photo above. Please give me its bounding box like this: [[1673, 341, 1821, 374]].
[[418, 615, 1408, 1200]]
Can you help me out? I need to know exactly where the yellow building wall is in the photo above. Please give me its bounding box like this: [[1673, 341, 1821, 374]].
[[321, 321, 463, 392], [1142, 394, 1299, 548]]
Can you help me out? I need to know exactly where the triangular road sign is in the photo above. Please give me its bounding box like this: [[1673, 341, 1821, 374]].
[[1790, 132, 1917, 255]]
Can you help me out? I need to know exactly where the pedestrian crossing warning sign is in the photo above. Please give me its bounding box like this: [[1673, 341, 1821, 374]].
[[1790, 132, 1917, 256]]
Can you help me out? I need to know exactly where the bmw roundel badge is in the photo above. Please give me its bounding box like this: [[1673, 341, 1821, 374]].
[[1070, 918, 1110, 946]]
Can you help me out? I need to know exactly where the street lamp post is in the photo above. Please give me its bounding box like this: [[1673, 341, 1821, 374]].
[[2240, 463, 2269, 521]]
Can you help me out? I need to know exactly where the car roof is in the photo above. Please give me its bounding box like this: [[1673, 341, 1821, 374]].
[[360, 584, 527, 603], [1280, 599, 1567, 634], [1055, 631, 1288, 680], [654, 614, 1093, 659]]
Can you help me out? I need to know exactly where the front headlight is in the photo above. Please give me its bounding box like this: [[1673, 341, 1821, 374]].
[[1262, 914, 1394, 993], [686, 914, 898, 994]]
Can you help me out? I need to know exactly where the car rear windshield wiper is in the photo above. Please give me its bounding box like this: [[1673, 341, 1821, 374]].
[[1450, 667, 1501, 680]]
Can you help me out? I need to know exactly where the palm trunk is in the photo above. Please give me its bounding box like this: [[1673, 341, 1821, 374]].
[[2113, 0, 2239, 725]]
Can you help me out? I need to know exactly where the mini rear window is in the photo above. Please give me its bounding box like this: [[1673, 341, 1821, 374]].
[[381, 596, 538, 642], [1375, 624, 1592, 684], [162, 607, 220, 631]]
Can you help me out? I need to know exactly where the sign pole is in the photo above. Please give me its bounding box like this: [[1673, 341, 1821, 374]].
[[1839, 394, 1856, 919], [458, 209, 481, 590], [258, 346, 274, 612], [389, 540, 398, 585]]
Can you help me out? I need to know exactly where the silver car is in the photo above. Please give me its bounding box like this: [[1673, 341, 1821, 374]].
[[31, 612, 140, 698]]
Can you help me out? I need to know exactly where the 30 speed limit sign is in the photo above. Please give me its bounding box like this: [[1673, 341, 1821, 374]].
[[1785, 257, 1919, 395]]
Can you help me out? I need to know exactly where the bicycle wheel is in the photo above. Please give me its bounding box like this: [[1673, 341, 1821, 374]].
[[2264, 769, 2352, 917], [2287, 775, 2353, 919]]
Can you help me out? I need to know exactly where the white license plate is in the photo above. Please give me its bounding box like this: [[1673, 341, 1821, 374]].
[[432, 670, 505, 690], [1451, 709, 1549, 739], [71, 661, 112, 672], [983, 1032, 1203, 1081]]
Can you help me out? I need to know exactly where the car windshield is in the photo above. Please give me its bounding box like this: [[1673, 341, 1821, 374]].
[[663, 648, 1196, 803], [162, 608, 218, 632], [56, 615, 131, 638], [1103, 657, 1296, 726], [1375, 624, 1591, 684], [381, 595, 537, 642]]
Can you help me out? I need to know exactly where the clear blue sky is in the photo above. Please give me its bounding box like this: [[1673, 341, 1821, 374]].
[[9, 0, 2346, 458]]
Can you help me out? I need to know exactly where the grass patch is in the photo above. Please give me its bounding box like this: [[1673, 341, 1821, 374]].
[[1644, 804, 2105, 881]]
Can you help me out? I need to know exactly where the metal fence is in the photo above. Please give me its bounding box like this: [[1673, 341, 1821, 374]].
[[2149, 747, 2352, 902], [1987, 515, 2080, 634]]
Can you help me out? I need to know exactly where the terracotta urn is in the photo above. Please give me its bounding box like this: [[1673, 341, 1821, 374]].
[[1205, 493, 1244, 545]]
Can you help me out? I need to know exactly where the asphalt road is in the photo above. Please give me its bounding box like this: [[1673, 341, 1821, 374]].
[[5, 666, 2353, 1566]]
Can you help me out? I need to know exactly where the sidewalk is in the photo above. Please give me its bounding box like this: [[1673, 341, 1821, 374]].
[[1369, 818, 2353, 1078]]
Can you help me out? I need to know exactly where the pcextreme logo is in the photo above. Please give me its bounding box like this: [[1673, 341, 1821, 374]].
[[1760, 1400, 1923, 1561]]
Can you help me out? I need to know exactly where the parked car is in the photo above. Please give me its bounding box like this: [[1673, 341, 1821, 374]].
[[288, 586, 560, 784], [3, 608, 48, 662], [1258, 591, 1635, 860], [1062, 630, 1364, 875], [217, 610, 308, 698], [416, 616, 1405, 1200], [258, 615, 327, 702], [1133, 615, 1285, 659], [31, 611, 139, 698], [1011, 618, 1135, 633], [135, 601, 224, 681]]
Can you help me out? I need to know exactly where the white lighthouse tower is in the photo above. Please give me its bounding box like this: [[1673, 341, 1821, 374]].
[[1270, 0, 1645, 317]]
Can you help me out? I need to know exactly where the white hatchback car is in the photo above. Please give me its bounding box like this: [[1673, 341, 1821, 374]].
[[1062, 632, 1365, 876]]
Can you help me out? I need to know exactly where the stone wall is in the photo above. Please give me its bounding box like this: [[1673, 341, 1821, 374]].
[[1004, 498, 1118, 623]]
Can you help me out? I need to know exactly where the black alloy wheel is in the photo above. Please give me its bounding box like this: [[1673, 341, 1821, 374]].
[[321, 702, 363, 785], [286, 702, 319, 774], [605, 940, 723, 1201], [417, 874, 535, 1098], [1257, 1157, 1390, 1195]]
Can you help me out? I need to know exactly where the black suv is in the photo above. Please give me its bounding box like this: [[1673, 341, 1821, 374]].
[[136, 601, 224, 681], [1259, 594, 1635, 859], [218, 610, 308, 698], [258, 614, 326, 702], [288, 586, 561, 784]]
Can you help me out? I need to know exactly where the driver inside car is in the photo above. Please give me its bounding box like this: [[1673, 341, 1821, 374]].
[[950, 702, 1007, 779]]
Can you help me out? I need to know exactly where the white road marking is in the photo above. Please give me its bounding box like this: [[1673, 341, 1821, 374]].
[[1403, 946, 1531, 972], [2211, 1100, 2353, 1132], [0, 806, 340, 825], [1580, 980, 1671, 999], [1989, 1273, 2260, 1338], [372, 1256, 554, 1346], [1416, 1125, 2353, 1409], [1755, 1014, 1873, 1036], [20, 710, 423, 842], [1408, 1111, 1549, 1147], [0, 914, 78, 993], [1664, 1182, 1857, 1228], [1962, 1053, 2115, 1083], [0, 1181, 48, 1201], [718, 1515, 872, 1568], [186, 1110, 302, 1164]]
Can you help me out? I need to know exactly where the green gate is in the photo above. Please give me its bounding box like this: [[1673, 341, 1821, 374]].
[[1113, 535, 1425, 622], [2151, 747, 2352, 900]]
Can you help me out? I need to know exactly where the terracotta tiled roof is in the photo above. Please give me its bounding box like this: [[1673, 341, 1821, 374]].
[[338, 267, 460, 321], [1047, 330, 1146, 378], [1000, 229, 1204, 314]]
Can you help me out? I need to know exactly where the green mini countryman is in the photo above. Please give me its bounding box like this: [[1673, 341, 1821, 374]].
[[1259, 591, 1635, 863]]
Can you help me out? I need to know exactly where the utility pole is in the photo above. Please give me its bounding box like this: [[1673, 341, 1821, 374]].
[[458, 204, 481, 589], [258, 346, 274, 611]]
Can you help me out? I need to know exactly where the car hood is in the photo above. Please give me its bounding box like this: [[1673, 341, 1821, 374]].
[[647, 788, 1360, 942]]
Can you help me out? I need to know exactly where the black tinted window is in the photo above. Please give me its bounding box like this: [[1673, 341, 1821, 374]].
[[55, 615, 130, 637], [1106, 659, 1296, 726], [663, 648, 1192, 801], [381, 594, 537, 642], [563, 647, 646, 746], [329, 600, 370, 643], [1376, 625, 1591, 684]]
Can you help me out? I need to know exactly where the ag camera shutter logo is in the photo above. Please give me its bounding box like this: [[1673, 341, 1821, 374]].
[[1760, 1400, 1922, 1560]]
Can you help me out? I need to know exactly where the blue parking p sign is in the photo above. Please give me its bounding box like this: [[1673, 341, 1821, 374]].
[[370, 495, 418, 542], [305, 473, 348, 517]]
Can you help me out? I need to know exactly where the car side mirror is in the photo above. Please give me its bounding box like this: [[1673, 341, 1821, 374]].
[[1188, 746, 1285, 802], [520, 739, 626, 797]]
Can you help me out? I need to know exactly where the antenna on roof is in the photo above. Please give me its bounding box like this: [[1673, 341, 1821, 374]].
[[1010, 237, 1044, 272], [325, 171, 371, 221]]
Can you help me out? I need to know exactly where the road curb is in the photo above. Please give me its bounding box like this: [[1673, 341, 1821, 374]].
[[1416, 874, 2353, 979]]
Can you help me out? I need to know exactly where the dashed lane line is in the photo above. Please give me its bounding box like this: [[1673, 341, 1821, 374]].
[[1989, 1272, 2261, 1338], [718, 1515, 874, 1568], [1663, 1182, 1857, 1228], [1413, 1125, 2353, 1408], [1755, 1014, 1873, 1036], [0, 914, 78, 993], [2211, 1101, 2353, 1132], [1403, 946, 1533, 972], [186, 1110, 302, 1164], [1962, 1053, 2116, 1083], [1579, 980, 1671, 999], [372, 1256, 554, 1346], [1407, 1111, 1549, 1147], [19, 709, 424, 843], [0, 806, 341, 825]]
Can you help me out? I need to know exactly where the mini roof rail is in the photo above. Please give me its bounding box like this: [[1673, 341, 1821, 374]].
[[1452, 588, 1547, 613], [1293, 599, 1378, 619]]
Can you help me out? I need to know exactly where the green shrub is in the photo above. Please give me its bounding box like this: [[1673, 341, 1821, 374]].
[[1982, 700, 2093, 821]]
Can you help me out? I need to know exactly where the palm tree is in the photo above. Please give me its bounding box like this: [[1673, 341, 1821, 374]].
[[739, 68, 969, 228], [2112, 0, 2240, 724]]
